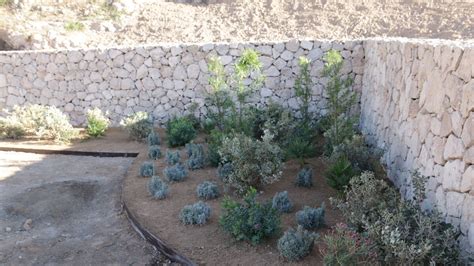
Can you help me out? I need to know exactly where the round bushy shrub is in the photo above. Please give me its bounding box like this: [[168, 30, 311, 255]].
[[325, 157, 358, 191], [139, 161, 155, 177], [186, 143, 206, 170], [272, 191, 293, 213], [164, 163, 188, 182], [217, 162, 233, 181], [148, 176, 169, 199], [120, 112, 153, 141], [179, 201, 211, 225], [165, 150, 181, 165], [86, 107, 109, 137], [295, 167, 313, 188], [196, 181, 219, 200], [296, 205, 325, 230], [148, 145, 162, 160], [147, 130, 161, 146], [166, 117, 196, 147], [278, 226, 318, 261]]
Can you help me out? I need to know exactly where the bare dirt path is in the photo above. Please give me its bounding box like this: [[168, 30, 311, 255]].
[[0, 151, 161, 265]]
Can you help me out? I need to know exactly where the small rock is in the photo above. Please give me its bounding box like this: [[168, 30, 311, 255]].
[[23, 219, 33, 231], [5, 227, 11, 232]]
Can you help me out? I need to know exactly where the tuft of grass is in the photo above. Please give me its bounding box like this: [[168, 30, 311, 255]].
[[0, 0, 11, 7], [64, 21, 85, 32]]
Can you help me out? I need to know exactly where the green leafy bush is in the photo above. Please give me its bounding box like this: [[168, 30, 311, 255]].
[[86, 107, 109, 137], [166, 117, 197, 147], [296, 205, 325, 230], [148, 145, 162, 160], [284, 137, 316, 166], [0, 104, 77, 142], [139, 161, 155, 177], [331, 134, 381, 173], [120, 112, 153, 141], [319, 223, 377, 265], [186, 143, 206, 170], [258, 103, 294, 144], [325, 157, 358, 191], [165, 150, 181, 165], [278, 225, 318, 262], [294, 56, 313, 126], [164, 163, 188, 182], [196, 181, 220, 200], [295, 167, 313, 188], [220, 187, 281, 244], [272, 191, 293, 213], [219, 132, 283, 194], [147, 130, 161, 146], [148, 176, 169, 200], [179, 201, 211, 225], [207, 129, 224, 167]]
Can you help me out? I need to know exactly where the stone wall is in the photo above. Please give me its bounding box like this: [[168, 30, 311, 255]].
[[0, 40, 364, 125], [360, 38, 474, 251]]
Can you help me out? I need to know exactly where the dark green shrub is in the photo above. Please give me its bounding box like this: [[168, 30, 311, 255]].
[[120, 112, 153, 141], [165, 150, 180, 165], [147, 130, 161, 146], [139, 161, 155, 177], [186, 143, 206, 170], [207, 129, 224, 167], [272, 191, 293, 213], [220, 187, 281, 244], [295, 167, 313, 188], [166, 117, 197, 147], [148, 145, 162, 160], [294, 56, 313, 126], [325, 157, 359, 191], [86, 108, 109, 137], [296, 205, 325, 230], [285, 137, 316, 165], [164, 163, 188, 182], [148, 176, 169, 200], [278, 225, 318, 262], [196, 181, 219, 200], [179, 201, 211, 225], [331, 134, 381, 172]]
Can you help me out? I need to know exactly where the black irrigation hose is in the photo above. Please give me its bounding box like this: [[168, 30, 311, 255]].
[[0, 147, 139, 158]]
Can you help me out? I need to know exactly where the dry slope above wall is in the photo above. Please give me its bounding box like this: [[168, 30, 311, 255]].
[[0, 40, 364, 125], [360, 39, 474, 251]]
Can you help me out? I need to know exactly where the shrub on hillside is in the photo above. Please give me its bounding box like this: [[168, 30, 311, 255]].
[[86, 107, 109, 137], [165, 150, 181, 165], [330, 134, 380, 172], [272, 191, 293, 213], [186, 143, 206, 170], [278, 225, 318, 262], [120, 111, 153, 141], [164, 163, 188, 182], [179, 201, 211, 225], [217, 162, 233, 181], [166, 117, 196, 147], [139, 161, 155, 177], [148, 176, 169, 200], [295, 167, 313, 188], [325, 157, 359, 191], [196, 181, 220, 200], [296, 205, 325, 230], [147, 130, 161, 146], [206, 129, 224, 167], [148, 145, 162, 160]]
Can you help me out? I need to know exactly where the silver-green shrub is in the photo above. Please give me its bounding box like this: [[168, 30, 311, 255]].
[[148, 176, 169, 199], [139, 161, 155, 177], [164, 163, 188, 182], [272, 191, 293, 213], [147, 130, 161, 146], [277, 225, 318, 261], [165, 150, 181, 165], [296, 205, 325, 230], [120, 111, 153, 141], [196, 181, 219, 200], [186, 143, 206, 170], [217, 162, 233, 181], [86, 107, 109, 137], [179, 201, 211, 225], [148, 145, 162, 160], [295, 167, 313, 188]]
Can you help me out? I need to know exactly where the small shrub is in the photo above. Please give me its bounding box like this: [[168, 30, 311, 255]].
[[147, 130, 161, 146], [120, 112, 153, 141], [86, 107, 109, 137], [196, 181, 219, 200], [325, 157, 358, 191], [139, 161, 155, 177], [64, 21, 85, 31], [207, 129, 224, 167], [285, 137, 316, 165], [219, 132, 283, 194], [148, 176, 169, 199], [148, 145, 162, 160], [165, 150, 181, 165], [217, 162, 233, 181], [220, 187, 281, 244], [179, 201, 211, 225], [272, 191, 293, 213], [0, 117, 25, 139], [164, 163, 188, 182], [260, 102, 295, 145], [166, 117, 196, 147], [278, 225, 318, 262], [186, 143, 206, 170], [331, 134, 381, 172], [295, 167, 313, 188], [319, 223, 377, 265], [296, 205, 325, 230]]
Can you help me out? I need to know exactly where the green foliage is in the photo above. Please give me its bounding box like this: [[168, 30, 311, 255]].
[[257, 102, 295, 144], [179, 201, 211, 225], [120, 112, 153, 141], [164, 163, 188, 182], [325, 157, 359, 191], [64, 21, 85, 32], [185, 143, 206, 170], [295, 56, 313, 125], [0, 104, 77, 142], [319, 223, 378, 265], [219, 132, 283, 194], [147, 130, 161, 146], [196, 181, 220, 200], [330, 134, 380, 173], [272, 191, 293, 213], [148, 176, 169, 200], [278, 225, 318, 262], [148, 145, 162, 160], [166, 117, 196, 147], [207, 129, 224, 167], [139, 161, 155, 177], [217, 162, 233, 181], [86, 107, 109, 137], [0, 0, 12, 7], [165, 150, 181, 165], [333, 172, 462, 265], [284, 137, 316, 166], [296, 205, 325, 230], [321, 50, 357, 155], [220, 187, 281, 244], [185, 102, 201, 130], [295, 167, 313, 188]]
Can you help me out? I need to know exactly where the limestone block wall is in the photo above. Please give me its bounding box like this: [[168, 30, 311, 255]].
[[360, 38, 474, 251], [0, 40, 364, 125]]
